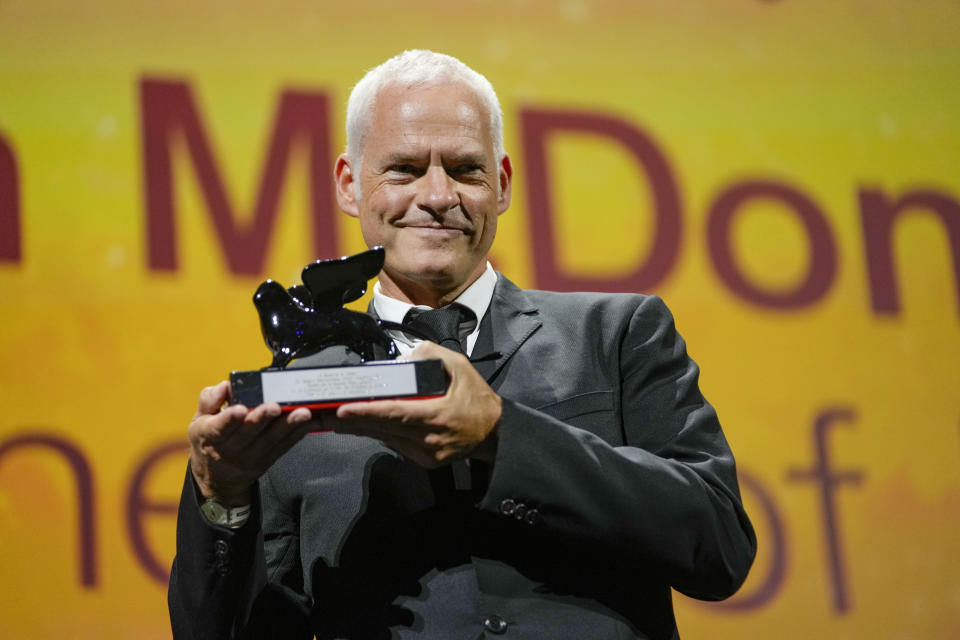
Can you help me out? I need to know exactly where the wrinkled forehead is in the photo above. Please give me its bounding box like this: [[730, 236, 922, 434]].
[[399, 99, 482, 135], [368, 82, 493, 150]]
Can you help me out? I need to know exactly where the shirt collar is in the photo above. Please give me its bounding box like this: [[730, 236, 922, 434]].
[[373, 262, 498, 324]]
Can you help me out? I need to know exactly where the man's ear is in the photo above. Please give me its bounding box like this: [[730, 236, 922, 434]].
[[335, 154, 360, 217], [496, 153, 513, 215]]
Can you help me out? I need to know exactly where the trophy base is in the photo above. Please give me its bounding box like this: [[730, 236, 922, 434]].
[[229, 359, 448, 413]]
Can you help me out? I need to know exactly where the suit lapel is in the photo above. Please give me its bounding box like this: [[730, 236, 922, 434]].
[[472, 274, 542, 383]]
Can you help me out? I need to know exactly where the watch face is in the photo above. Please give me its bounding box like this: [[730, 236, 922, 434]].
[[201, 500, 228, 523]]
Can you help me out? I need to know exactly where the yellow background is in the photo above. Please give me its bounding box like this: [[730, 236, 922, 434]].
[[1, 1, 958, 637]]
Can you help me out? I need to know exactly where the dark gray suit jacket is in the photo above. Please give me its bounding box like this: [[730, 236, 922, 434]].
[[169, 275, 756, 639]]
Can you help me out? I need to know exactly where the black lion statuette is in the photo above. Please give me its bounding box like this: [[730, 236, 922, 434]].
[[253, 247, 404, 368]]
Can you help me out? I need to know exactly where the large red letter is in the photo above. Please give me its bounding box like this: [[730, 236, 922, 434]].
[[520, 108, 682, 292], [126, 440, 189, 584], [0, 132, 20, 263], [707, 180, 837, 309], [140, 79, 336, 275], [859, 187, 960, 315], [0, 432, 97, 587], [786, 408, 864, 614]]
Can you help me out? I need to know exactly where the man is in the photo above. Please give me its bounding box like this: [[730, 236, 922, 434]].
[[169, 50, 755, 639]]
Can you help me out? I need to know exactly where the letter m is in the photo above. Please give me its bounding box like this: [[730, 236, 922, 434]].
[[140, 78, 335, 275]]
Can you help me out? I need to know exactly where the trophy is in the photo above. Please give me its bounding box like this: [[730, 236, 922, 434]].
[[229, 247, 447, 413]]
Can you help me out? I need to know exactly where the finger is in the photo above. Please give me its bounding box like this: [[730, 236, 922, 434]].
[[190, 406, 250, 468], [285, 407, 313, 424], [214, 410, 301, 471], [196, 381, 232, 416], [193, 403, 248, 442], [224, 402, 283, 449], [243, 402, 283, 426], [336, 398, 441, 423], [246, 406, 314, 455]]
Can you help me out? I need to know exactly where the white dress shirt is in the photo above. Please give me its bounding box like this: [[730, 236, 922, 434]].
[[373, 262, 498, 357]]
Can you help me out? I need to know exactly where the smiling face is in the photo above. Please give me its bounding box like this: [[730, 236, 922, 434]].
[[336, 82, 512, 306]]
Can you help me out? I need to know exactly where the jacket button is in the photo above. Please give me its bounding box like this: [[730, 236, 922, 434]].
[[214, 539, 230, 574], [499, 499, 516, 516], [525, 508, 540, 525], [513, 503, 527, 520], [484, 614, 508, 634]]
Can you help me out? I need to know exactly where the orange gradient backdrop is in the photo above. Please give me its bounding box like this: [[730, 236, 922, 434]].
[[1, 1, 958, 638]]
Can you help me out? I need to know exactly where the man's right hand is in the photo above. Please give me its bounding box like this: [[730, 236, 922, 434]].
[[188, 381, 319, 506]]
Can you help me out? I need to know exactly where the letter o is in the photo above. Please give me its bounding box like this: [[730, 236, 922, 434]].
[[707, 180, 837, 309]]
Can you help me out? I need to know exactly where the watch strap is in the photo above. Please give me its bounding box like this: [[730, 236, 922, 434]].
[[199, 499, 252, 529]]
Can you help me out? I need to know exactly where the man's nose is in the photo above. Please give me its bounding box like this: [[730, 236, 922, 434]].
[[418, 166, 458, 216]]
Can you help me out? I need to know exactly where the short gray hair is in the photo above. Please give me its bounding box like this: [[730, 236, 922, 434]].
[[345, 50, 505, 167]]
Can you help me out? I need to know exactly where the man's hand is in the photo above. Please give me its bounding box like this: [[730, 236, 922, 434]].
[[188, 381, 320, 506], [334, 342, 502, 468]]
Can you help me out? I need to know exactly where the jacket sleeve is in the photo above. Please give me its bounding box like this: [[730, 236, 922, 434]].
[[167, 467, 312, 639], [478, 294, 756, 600]]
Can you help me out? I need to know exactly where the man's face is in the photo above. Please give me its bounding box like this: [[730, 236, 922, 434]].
[[336, 82, 512, 302]]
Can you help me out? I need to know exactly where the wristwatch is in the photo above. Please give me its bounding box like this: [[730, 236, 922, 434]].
[[199, 499, 251, 529]]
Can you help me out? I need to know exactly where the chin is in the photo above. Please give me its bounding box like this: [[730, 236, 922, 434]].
[[398, 247, 460, 278], [389, 256, 462, 288], [407, 262, 458, 283]]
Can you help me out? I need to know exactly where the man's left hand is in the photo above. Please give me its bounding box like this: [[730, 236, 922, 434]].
[[334, 341, 502, 468]]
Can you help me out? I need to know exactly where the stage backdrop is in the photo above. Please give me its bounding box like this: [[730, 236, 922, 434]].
[[1, 1, 958, 638]]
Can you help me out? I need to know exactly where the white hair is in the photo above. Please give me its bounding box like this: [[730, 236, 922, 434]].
[[345, 50, 505, 168]]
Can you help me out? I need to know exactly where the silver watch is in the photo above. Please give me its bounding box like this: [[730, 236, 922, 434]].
[[199, 499, 251, 529]]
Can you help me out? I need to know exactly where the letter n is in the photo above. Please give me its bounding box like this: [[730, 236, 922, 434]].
[[520, 108, 682, 292], [859, 187, 960, 315], [0, 432, 97, 587], [140, 79, 336, 275], [0, 132, 20, 263]]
